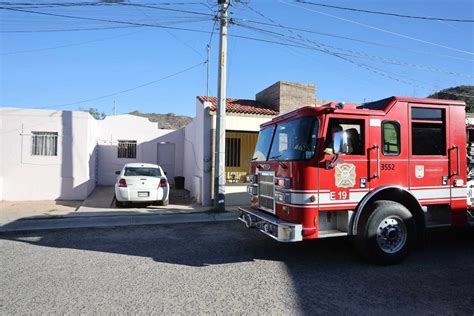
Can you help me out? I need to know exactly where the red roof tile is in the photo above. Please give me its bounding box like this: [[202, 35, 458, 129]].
[[197, 96, 278, 116]]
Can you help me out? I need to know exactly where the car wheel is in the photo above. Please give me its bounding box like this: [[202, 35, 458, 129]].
[[355, 200, 416, 265], [115, 197, 125, 208]]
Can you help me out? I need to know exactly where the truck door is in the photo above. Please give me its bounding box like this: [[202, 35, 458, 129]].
[[448, 105, 468, 225], [318, 116, 370, 211], [368, 114, 409, 192], [408, 104, 451, 225]]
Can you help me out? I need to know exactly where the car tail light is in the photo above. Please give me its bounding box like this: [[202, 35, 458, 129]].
[[159, 178, 168, 187], [118, 178, 127, 187]]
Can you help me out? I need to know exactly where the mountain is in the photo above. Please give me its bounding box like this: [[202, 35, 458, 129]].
[[129, 111, 192, 129], [428, 85, 474, 112]]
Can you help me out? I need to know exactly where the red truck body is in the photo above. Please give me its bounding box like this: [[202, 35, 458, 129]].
[[239, 96, 470, 263]]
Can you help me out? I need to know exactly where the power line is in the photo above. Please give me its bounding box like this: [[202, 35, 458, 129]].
[[236, 22, 474, 78], [0, 6, 215, 34], [1, 61, 207, 112], [1, 18, 211, 55], [295, 0, 474, 23], [281, 0, 474, 56], [234, 23, 434, 89], [130, 3, 207, 59], [235, 5, 445, 89], [117, 3, 214, 17], [231, 17, 474, 62], [1, 25, 142, 33]]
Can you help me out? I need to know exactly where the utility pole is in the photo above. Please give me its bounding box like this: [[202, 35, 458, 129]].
[[113, 100, 117, 115], [214, 0, 229, 211], [206, 43, 210, 101]]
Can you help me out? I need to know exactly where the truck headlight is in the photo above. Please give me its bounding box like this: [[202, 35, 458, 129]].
[[246, 174, 258, 184], [275, 192, 291, 204], [275, 177, 291, 189]]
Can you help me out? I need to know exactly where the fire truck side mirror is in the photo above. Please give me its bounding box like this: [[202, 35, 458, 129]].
[[333, 131, 349, 155]]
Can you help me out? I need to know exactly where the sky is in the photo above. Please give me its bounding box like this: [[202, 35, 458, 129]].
[[1, 0, 473, 117]]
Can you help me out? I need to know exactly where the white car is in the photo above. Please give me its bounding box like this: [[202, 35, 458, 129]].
[[114, 163, 169, 208]]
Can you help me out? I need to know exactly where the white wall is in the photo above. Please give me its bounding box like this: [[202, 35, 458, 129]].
[[0, 108, 97, 201], [183, 100, 273, 206], [0, 103, 271, 204], [95, 114, 178, 186], [183, 100, 212, 205], [0, 109, 185, 201], [221, 114, 272, 132]]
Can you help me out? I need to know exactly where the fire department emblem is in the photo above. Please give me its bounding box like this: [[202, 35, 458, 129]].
[[335, 163, 356, 188], [415, 165, 424, 179]]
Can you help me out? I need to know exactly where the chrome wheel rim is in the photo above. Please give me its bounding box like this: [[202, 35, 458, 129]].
[[376, 216, 407, 254]]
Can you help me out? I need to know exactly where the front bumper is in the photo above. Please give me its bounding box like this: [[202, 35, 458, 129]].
[[238, 207, 302, 242]]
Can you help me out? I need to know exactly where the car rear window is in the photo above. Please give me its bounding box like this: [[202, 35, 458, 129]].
[[124, 167, 162, 177]]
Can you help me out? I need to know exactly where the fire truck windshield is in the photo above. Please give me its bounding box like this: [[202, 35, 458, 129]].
[[252, 117, 318, 162]]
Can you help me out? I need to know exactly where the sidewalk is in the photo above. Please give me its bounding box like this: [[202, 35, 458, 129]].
[[1, 199, 239, 234], [0, 210, 238, 233]]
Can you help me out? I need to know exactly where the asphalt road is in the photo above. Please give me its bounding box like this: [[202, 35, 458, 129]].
[[1, 222, 473, 315]]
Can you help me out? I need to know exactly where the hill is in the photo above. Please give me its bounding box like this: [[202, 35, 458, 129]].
[[428, 85, 474, 112], [129, 111, 192, 129]]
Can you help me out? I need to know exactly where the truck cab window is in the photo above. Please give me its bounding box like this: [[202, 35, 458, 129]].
[[382, 121, 400, 155], [325, 118, 365, 155], [268, 117, 318, 161], [411, 107, 446, 156]]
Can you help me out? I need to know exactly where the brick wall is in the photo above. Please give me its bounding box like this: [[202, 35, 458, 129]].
[[256, 81, 316, 114]]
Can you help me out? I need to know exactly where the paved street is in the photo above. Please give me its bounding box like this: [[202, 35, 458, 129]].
[[1, 221, 473, 314]]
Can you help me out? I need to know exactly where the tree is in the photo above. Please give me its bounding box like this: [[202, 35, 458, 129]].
[[83, 108, 106, 120]]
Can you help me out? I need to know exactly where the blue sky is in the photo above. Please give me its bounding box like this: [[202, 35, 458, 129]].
[[1, 0, 473, 117]]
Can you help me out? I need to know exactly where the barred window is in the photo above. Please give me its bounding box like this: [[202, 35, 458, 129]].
[[118, 140, 137, 159], [31, 132, 58, 156], [225, 137, 241, 167]]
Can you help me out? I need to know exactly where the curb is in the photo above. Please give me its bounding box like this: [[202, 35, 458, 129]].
[[0, 212, 239, 233]]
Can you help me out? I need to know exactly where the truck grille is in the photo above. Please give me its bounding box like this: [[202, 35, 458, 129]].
[[258, 173, 275, 214]]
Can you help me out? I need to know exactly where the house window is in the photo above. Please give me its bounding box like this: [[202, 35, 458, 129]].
[[382, 121, 400, 155], [31, 132, 58, 156], [226, 137, 241, 167], [118, 140, 137, 159], [411, 107, 446, 155]]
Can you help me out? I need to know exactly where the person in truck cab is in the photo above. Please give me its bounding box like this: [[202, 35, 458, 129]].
[[324, 125, 343, 155]]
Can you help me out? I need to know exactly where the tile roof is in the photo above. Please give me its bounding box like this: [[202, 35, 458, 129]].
[[197, 96, 279, 116]]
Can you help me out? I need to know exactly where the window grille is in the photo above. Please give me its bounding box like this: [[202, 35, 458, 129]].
[[31, 132, 58, 156], [118, 140, 137, 159], [225, 137, 241, 167]]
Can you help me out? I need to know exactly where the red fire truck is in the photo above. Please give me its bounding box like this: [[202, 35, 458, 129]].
[[239, 96, 473, 264]]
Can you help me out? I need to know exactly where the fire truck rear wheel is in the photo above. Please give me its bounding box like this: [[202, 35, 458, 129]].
[[355, 200, 416, 265]]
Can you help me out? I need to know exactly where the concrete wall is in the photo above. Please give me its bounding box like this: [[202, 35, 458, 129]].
[[95, 115, 178, 186], [183, 100, 212, 206], [183, 99, 274, 206], [256, 81, 316, 114], [0, 108, 97, 201], [0, 109, 183, 201]]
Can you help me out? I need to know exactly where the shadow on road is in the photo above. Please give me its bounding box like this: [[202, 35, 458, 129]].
[[1, 222, 473, 313]]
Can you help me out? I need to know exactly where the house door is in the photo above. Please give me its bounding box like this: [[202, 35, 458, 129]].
[[157, 142, 176, 184]]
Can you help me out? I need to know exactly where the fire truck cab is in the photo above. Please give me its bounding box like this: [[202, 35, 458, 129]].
[[239, 96, 472, 264]]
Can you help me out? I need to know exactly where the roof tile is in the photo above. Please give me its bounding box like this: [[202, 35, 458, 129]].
[[197, 96, 278, 116]]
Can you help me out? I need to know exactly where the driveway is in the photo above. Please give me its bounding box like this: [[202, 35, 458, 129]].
[[1, 221, 473, 314]]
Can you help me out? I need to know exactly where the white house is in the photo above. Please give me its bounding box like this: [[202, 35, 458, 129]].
[[0, 109, 181, 201], [0, 81, 322, 206]]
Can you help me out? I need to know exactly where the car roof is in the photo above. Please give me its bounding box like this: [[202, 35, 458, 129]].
[[124, 163, 161, 168]]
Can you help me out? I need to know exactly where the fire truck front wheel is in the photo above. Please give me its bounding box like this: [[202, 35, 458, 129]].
[[355, 200, 417, 265]]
